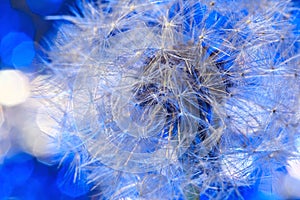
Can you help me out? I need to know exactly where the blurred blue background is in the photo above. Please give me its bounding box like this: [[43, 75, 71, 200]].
[[0, 0, 92, 199], [0, 0, 75, 72]]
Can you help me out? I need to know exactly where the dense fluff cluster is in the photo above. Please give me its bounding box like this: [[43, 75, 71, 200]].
[[33, 0, 300, 199]]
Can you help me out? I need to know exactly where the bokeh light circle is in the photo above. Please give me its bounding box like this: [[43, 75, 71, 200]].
[[0, 70, 30, 107], [0, 32, 35, 69]]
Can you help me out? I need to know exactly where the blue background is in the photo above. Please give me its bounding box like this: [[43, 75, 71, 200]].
[[0, 0, 92, 199]]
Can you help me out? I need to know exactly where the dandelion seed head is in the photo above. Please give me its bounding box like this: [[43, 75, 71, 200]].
[[35, 0, 300, 198]]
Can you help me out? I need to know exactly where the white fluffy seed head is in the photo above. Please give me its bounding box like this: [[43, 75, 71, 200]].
[[35, 0, 300, 199]]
